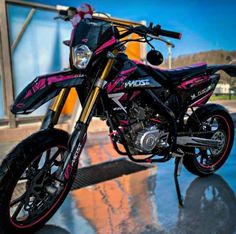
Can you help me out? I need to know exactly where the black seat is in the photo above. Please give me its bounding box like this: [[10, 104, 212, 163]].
[[158, 63, 208, 83]]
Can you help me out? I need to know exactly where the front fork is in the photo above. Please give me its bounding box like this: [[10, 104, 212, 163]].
[[62, 56, 116, 178], [41, 88, 71, 130]]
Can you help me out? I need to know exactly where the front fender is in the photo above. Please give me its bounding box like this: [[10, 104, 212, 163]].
[[11, 70, 85, 115]]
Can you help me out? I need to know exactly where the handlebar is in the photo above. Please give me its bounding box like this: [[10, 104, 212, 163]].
[[158, 28, 182, 39], [54, 6, 182, 41], [132, 24, 181, 40]]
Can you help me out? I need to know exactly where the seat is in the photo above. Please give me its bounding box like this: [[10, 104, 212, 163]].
[[158, 63, 208, 83]]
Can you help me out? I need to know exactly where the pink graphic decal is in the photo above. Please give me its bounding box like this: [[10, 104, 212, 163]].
[[190, 92, 213, 107], [82, 38, 88, 43], [48, 74, 80, 85], [16, 103, 25, 108], [150, 118, 161, 123], [95, 36, 116, 55], [32, 78, 46, 93], [120, 93, 128, 101], [120, 67, 136, 75], [24, 90, 32, 99], [133, 60, 145, 65], [112, 84, 125, 92], [107, 66, 136, 93], [129, 91, 141, 101], [64, 164, 73, 180], [177, 75, 210, 90], [119, 120, 128, 125]]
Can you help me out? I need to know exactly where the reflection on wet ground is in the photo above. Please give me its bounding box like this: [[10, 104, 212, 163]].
[[46, 140, 236, 234]]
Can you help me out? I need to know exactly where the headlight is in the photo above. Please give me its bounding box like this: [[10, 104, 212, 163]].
[[72, 44, 92, 69]]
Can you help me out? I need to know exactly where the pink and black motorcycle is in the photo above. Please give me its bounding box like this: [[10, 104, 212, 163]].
[[0, 4, 235, 233]]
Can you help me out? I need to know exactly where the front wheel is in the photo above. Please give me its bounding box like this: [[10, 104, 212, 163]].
[[183, 104, 234, 176], [0, 129, 77, 233]]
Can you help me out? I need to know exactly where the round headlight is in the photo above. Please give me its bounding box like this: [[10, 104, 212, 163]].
[[72, 44, 92, 69]]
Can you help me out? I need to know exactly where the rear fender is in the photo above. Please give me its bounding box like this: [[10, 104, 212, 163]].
[[11, 70, 85, 114]]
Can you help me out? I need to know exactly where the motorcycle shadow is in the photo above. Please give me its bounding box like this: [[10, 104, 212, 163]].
[[173, 174, 236, 234]]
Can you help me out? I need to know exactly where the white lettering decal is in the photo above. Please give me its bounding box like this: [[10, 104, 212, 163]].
[[108, 93, 127, 113], [124, 79, 150, 88]]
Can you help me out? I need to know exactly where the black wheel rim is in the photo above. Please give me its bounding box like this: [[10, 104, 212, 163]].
[[194, 114, 230, 169], [9, 145, 68, 227]]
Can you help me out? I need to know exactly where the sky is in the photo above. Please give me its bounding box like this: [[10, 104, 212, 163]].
[[21, 0, 236, 57]]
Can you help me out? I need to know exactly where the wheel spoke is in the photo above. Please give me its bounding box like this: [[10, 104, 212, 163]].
[[47, 148, 62, 163], [210, 116, 215, 125], [11, 201, 24, 220], [10, 193, 26, 207], [45, 149, 51, 162], [200, 155, 204, 164]]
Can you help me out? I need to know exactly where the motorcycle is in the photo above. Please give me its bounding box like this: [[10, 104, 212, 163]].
[[0, 4, 235, 233]]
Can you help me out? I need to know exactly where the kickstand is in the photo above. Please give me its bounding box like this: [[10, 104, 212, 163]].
[[174, 157, 184, 208]]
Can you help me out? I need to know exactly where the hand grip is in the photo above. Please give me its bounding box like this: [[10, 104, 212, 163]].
[[159, 29, 182, 39]]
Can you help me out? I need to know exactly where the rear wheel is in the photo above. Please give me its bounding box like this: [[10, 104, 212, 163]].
[[183, 105, 234, 176], [0, 129, 77, 233]]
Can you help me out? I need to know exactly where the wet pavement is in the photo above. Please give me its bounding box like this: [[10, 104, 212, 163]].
[[1, 100, 236, 234], [31, 136, 236, 234]]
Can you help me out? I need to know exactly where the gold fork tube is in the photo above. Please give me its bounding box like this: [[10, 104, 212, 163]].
[[50, 88, 70, 124], [80, 57, 115, 123]]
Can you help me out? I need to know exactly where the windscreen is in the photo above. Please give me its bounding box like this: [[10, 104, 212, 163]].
[[71, 19, 113, 51]]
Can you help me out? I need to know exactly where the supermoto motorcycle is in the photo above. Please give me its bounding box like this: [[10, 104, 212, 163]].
[[0, 4, 236, 233]]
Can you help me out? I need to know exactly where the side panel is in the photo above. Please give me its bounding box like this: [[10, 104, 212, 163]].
[[177, 74, 220, 108], [106, 60, 162, 94], [104, 57, 163, 126], [11, 70, 85, 114]]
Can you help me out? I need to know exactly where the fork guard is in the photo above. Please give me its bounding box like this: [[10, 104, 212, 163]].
[[11, 70, 85, 115]]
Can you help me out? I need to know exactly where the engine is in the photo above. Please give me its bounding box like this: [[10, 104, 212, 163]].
[[119, 102, 169, 154], [134, 126, 162, 152]]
